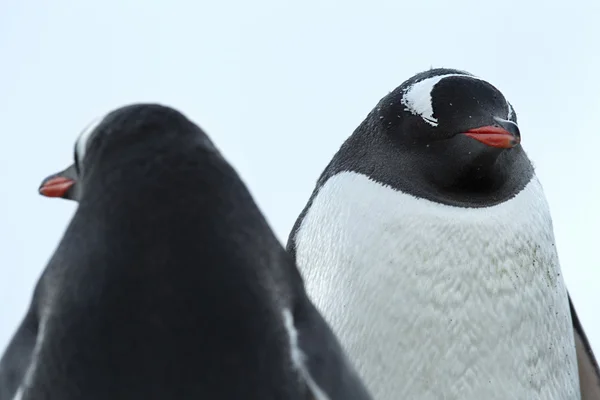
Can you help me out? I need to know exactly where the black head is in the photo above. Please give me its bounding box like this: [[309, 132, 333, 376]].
[[319, 68, 533, 207], [38, 104, 215, 202]]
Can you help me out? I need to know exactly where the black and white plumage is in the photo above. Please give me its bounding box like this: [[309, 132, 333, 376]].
[[287, 68, 600, 399], [0, 104, 372, 400]]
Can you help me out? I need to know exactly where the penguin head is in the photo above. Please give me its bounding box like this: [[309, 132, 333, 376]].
[[38, 111, 106, 200], [333, 68, 533, 207], [38, 104, 209, 201]]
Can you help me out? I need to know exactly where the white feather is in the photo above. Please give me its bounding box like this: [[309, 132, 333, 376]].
[[294, 171, 580, 400], [11, 317, 47, 400], [507, 102, 514, 119], [401, 73, 483, 126], [75, 115, 105, 163], [282, 309, 330, 400], [11, 387, 23, 400]]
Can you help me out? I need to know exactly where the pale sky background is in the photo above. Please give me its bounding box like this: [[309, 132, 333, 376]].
[[0, 1, 598, 359]]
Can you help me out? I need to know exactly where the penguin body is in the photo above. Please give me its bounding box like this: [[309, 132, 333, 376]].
[[1, 104, 372, 400], [0, 288, 39, 400], [288, 69, 599, 399]]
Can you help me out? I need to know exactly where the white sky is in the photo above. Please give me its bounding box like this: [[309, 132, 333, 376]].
[[1, 1, 599, 358]]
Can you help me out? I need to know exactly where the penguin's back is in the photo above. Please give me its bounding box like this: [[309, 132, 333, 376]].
[[18, 116, 307, 400]]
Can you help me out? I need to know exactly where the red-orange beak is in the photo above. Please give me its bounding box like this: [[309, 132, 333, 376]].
[[39, 176, 75, 198], [463, 125, 520, 149]]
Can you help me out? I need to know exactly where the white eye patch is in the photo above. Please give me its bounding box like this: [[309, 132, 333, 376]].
[[75, 115, 105, 164]]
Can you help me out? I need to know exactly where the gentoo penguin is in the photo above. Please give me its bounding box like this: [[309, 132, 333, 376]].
[[287, 68, 600, 399], [0, 104, 372, 400]]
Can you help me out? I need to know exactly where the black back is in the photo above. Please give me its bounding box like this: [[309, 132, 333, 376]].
[[2, 104, 371, 400]]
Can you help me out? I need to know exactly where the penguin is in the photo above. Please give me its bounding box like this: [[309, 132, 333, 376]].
[[287, 68, 600, 400], [0, 104, 373, 400]]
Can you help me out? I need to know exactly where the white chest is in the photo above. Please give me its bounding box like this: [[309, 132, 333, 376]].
[[294, 171, 579, 400]]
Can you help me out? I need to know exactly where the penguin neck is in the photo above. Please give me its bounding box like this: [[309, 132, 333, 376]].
[[78, 139, 222, 209], [418, 150, 516, 204]]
